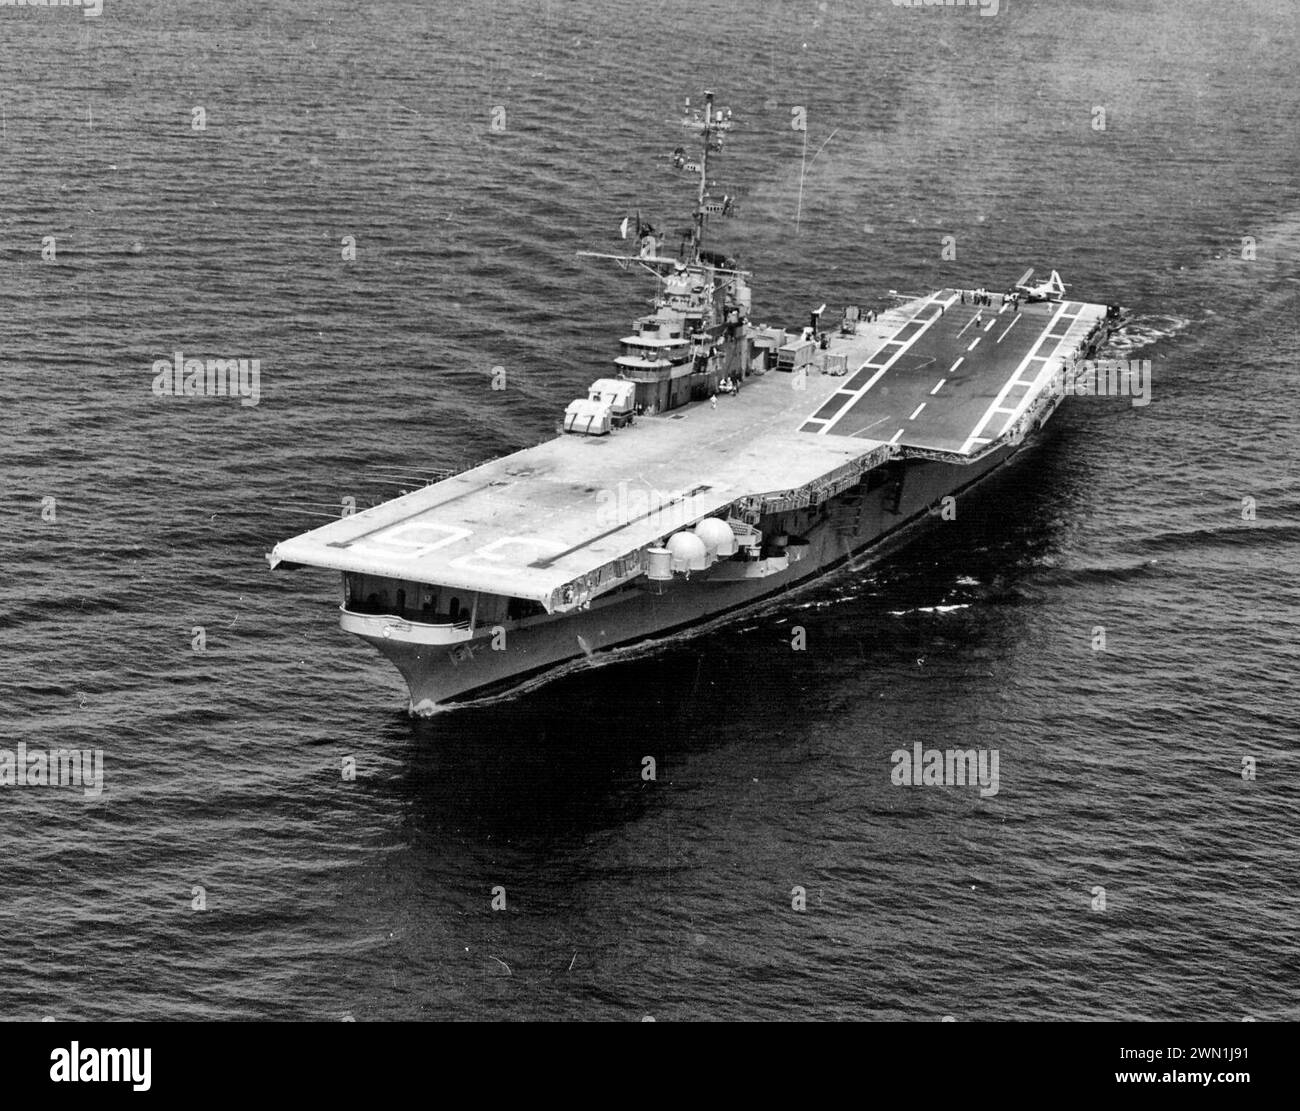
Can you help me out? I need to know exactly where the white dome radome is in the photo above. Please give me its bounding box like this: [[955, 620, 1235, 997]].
[[666, 531, 709, 572], [693, 517, 736, 557]]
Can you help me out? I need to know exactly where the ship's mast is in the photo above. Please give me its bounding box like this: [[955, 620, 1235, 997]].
[[684, 89, 733, 263], [579, 91, 741, 279], [690, 91, 713, 261]]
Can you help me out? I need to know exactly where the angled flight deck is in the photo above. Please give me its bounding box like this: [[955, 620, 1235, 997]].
[[800, 289, 1109, 458]]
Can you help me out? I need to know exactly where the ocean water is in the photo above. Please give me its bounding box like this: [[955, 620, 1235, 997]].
[[2, 0, 1297, 1021]]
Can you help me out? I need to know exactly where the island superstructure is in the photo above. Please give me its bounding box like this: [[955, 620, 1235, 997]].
[[268, 92, 1122, 712]]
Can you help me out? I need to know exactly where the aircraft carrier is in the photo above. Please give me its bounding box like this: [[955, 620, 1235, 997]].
[[268, 92, 1123, 713]]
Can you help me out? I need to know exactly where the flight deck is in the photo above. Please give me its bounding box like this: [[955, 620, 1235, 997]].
[[270, 289, 1110, 613], [803, 289, 1109, 457]]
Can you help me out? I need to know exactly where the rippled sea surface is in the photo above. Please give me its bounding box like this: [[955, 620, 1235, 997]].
[[2, 0, 1298, 1021]]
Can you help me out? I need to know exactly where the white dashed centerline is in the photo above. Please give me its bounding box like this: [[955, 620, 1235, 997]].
[[930, 379, 946, 395], [967, 337, 980, 352], [949, 357, 964, 373], [909, 403, 926, 420], [888, 428, 905, 444], [813, 292, 960, 435]]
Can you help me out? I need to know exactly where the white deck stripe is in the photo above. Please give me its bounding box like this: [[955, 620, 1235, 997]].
[[930, 379, 946, 395], [949, 356, 964, 373], [958, 299, 1076, 453], [909, 403, 926, 420], [996, 313, 1021, 343], [981, 304, 1095, 444], [816, 292, 960, 435]]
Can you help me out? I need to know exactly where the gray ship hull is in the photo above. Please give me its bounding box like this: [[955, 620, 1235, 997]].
[[359, 444, 1013, 712]]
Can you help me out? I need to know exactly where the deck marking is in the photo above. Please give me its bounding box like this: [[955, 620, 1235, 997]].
[[996, 313, 1021, 343], [958, 299, 1090, 453], [834, 364, 889, 403], [327, 482, 490, 545], [531, 484, 714, 566], [346, 521, 473, 557], [814, 292, 959, 435], [909, 403, 926, 420], [984, 318, 997, 332], [453, 535, 568, 572], [967, 337, 980, 351], [930, 379, 946, 395], [845, 415, 891, 437], [888, 428, 905, 444], [948, 356, 964, 373]]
